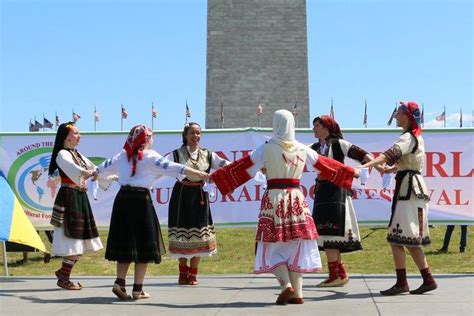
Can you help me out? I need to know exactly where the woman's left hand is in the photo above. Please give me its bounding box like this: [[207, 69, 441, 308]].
[[353, 167, 360, 179]]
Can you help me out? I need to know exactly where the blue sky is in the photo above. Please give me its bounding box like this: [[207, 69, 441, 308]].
[[1, 0, 472, 132]]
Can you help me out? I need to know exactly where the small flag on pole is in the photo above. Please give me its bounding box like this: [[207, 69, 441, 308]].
[[435, 110, 446, 121], [94, 109, 99, 122], [29, 119, 39, 132], [34, 119, 43, 130], [72, 112, 81, 122], [152, 103, 157, 118], [330, 98, 335, 119], [55, 114, 60, 128], [257, 102, 263, 115], [459, 107, 463, 128], [387, 104, 397, 126], [186, 102, 191, 118], [292, 99, 298, 116], [121, 106, 128, 119], [435, 106, 447, 127], [363, 100, 368, 128], [43, 117, 54, 129]]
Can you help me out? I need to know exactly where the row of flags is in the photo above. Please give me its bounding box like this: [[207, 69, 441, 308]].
[[29, 105, 148, 131], [30, 110, 82, 132], [386, 104, 464, 128], [28, 102, 469, 132]]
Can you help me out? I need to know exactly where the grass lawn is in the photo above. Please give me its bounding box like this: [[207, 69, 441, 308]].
[[1, 226, 472, 277]]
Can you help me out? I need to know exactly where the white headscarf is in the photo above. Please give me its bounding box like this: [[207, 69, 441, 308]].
[[269, 109, 297, 149], [272, 109, 295, 141]]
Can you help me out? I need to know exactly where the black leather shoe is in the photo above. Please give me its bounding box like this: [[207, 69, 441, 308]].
[[380, 285, 410, 296], [437, 248, 448, 253], [460, 247, 465, 253], [409, 282, 437, 294]]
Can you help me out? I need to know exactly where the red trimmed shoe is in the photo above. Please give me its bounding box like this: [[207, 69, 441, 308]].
[[276, 287, 295, 305], [188, 268, 198, 285], [178, 265, 189, 285]]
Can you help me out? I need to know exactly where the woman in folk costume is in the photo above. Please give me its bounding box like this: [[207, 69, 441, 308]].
[[166, 122, 229, 285], [97, 125, 209, 300], [362, 101, 437, 295], [211, 110, 358, 305], [311, 115, 375, 287], [48, 122, 103, 290]]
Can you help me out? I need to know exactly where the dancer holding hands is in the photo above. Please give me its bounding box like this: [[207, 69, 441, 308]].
[[167, 122, 229, 285], [361, 101, 437, 295], [310, 115, 375, 287], [97, 125, 208, 300], [211, 110, 359, 305], [48, 122, 103, 290]]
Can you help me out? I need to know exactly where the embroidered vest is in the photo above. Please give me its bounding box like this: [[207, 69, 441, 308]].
[[173, 146, 212, 182]]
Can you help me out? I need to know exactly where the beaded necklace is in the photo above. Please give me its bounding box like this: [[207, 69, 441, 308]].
[[186, 146, 201, 169]]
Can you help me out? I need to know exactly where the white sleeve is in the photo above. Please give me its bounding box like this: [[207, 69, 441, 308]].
[[56, 150, 85, 185], [211, 152, 231, 169], [96, 151, 122, 177], [153, 153, 187, 177], [245, 145, 265, 177], [393, 133, 416, 155], [305, 146, 320, 169]]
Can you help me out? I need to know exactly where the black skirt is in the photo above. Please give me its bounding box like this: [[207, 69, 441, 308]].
[[168, 182, 213, 229], [312, 180, 347, 237], [168, 181, 217, 257], [105, 186, 165, 263]]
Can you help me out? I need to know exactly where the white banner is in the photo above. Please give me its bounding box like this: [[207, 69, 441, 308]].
[[1, 128, 472, 228]]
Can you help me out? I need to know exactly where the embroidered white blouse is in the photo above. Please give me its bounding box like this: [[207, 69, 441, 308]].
[[97, 149, 186, 189], [56, 149, 96, 187]]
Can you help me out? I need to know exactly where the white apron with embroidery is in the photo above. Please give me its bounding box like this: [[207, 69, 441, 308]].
[[254, 143, 322, 273]]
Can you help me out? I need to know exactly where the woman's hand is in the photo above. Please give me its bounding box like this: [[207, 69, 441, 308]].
[[91, 170, 99, 181], [353, 167, 360, 179], [196, 171, 209, 181], [373, 164, 385, 175], [81, 169, 94, 180], [382, 164, 397, 174]]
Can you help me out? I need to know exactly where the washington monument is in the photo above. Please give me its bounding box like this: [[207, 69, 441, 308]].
[[206, 0, 310, 128]]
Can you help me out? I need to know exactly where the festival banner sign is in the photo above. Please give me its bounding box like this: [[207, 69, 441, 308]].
[[0, 128, 472, 228]]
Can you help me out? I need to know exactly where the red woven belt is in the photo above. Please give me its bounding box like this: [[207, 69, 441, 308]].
[[267, 178, 300, 189]]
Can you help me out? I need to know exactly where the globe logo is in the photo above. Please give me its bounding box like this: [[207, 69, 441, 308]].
[[8, 147, 58, 212]]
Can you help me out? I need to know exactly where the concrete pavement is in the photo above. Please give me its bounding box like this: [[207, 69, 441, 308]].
[[1, 274, 473, 315]]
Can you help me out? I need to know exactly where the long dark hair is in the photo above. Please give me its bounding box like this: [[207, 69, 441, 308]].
[[181, 122, 201, 146], [48, 122, 74, 176]]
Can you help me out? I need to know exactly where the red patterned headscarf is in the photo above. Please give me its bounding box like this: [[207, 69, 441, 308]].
[[316, 115, 343, 139], [398, 101, 422, 137], [123, 125, 150, 176]]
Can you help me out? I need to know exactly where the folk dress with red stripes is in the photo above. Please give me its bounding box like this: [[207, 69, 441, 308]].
[[211, 140, 355, 274]]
